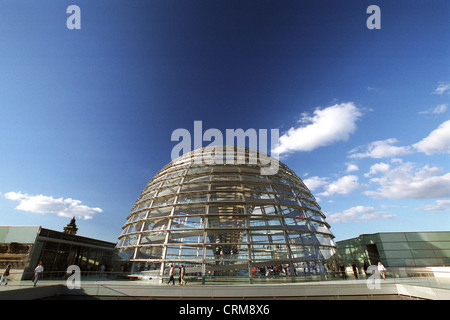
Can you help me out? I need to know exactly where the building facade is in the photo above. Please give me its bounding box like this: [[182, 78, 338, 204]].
[[336, 231, 450, 271], [117, 146, 338, 281], [0, 225, 116, 280]]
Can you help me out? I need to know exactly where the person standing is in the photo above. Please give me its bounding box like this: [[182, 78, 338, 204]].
[[378, 262, 386, 280], [167, 264, 175, 285], [33, 262, 44, 287], [0, 265, 11, 285]]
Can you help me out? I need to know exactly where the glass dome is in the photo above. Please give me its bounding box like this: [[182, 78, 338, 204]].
[[116, 146, 338, 281]]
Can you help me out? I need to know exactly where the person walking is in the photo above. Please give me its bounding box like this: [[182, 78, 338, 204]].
[[378, 262, 386, 280], [352, 263, 358, 279], [339, 263, 347, 279], [167, 264, 175, 285], [33, 262, 44, 287], [0, 265, 11, 285], [179, 265, 186, 286]]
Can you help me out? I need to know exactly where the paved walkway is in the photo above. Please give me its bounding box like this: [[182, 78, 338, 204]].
[[0, 277, 449, 300]]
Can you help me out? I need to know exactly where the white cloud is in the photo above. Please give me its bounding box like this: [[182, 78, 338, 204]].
[[4, 192, 102, 220], [346, 163, 359, 173], [303, 176, 328, 192], [413, 119, 450, 155], [417, 200, 450, 213], [348, 138, 413, 159], [433, 82, 450, 95], [272, 102, 362, 155], [419, 104, 447, 115], [364, 162, 390, 177], [326, 206, 395, 224], [318, 175, 364, 197], [433, 104, 448, 114], [365, 162, 450, 199]]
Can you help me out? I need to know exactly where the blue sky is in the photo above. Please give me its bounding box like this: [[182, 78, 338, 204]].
[[0, 0, 448, 243]]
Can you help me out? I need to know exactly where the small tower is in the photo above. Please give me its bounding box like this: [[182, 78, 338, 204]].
[[63, 216, 78, 235]]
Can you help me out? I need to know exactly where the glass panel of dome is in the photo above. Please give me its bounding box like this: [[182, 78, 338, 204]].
[[162, 177, 182, 187], [139, 231, 167, 245], [147, 206, 172, 218], [286, 231, 303, 244], [167, 230, 203, 244], [211, 174, 240, 182], [290, 245, 306, 255], [316, 234, 334, 246], [187, 167, 211, 175], [143, 218, 169, 231], [171, 216, 204, 229], [272, 186, 293, 195], [207, 216, 245, 228], [280, 207, 308, 219], [252, 250, 275, 260], [179, 246, 203, 260], [262, 205, 278, 215], [249, 233, 271, 243], [143, 182, 161, 193], [249, 175, 271, 183], [136, 246, 163, 260], [206, 229, 244, 243], [298, 199, 320, 211], [152, 197, 175, 207], [246, 205, 263, 215], [172, 205, 205, 216], [204, 248, 217, 260], [239, 167, 260, 175], [244, 192, 275, 201], [166, 170, 185, 179], [165, 246, 181, 259], [242, 185, 272, 193], [307, 210, 324, 221], [132, 201, 151, 212], [180, 183, 208, 192], [209, 192, 243, 201], [126, 211, 147, 223], [270, 177, 288, 185], [125, 222, 143, 234], [184, 175, 210, 183], [117, 248, 135, 260], [157, 185, 179, 197], [208, 205, 244, 216], [268, 234, 286, 243], [139, 191, 157, 202], [210, 184, 241, 192], [277, 195, 299, 206], [212, 166, 239, 173], [292, 188, 314, 200], [177, 193, 207, 204], [299, 233, 319, 245], [248, 216, 282, 227], [120, 234, 138, 247], [284, 218, 308, 228]]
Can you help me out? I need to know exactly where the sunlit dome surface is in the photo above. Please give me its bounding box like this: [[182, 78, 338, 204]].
[[117, 146, 338, 281]]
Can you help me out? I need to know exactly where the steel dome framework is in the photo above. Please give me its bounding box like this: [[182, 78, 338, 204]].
[[116, 146, 338, 281]]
